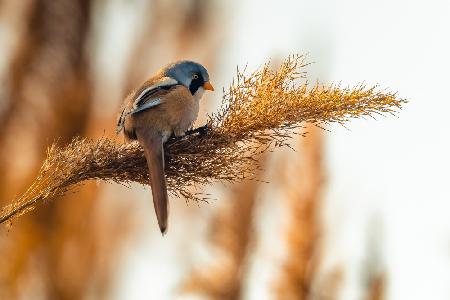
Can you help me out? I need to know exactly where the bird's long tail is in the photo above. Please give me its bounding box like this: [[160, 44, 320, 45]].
[[137, 130, 168, 234]]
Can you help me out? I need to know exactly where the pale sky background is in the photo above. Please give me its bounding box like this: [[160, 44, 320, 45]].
[[53, 0, 450, 299]]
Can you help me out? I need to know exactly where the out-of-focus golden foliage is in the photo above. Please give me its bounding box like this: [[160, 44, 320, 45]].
[[0, 1, 104, 298], [0, 0, 219, 299], [0, 55, 405, 224]]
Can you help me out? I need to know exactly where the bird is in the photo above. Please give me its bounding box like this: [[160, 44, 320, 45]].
[[116, 61, 214, 234]]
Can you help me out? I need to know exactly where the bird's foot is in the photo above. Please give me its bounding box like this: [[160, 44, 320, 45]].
[[167, 124, 209, 143], [185, 124, 208, 137], [168, 133, 181, 142]]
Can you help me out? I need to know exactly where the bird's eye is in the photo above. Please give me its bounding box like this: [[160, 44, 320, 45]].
[[192, 74, 199, 79]]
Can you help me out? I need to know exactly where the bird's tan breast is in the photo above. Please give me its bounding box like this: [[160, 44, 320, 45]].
[[126, 85, 199, 141], [165, 87, 199, 135]]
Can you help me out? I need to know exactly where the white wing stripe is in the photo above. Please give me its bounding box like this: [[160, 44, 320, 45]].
[[134, 77, 178, 107], [131, 98, 162, 114]]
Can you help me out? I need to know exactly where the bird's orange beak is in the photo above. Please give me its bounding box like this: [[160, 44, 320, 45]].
[[203, 82, 214, 91]]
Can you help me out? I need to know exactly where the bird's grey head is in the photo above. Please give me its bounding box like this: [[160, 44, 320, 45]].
[[163, 60, 214, 95]]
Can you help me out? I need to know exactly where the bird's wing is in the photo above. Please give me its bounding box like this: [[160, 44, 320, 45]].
[[132, 77, 178, 109], [116, 77, 179, 134], [131, 98, 163, 114]]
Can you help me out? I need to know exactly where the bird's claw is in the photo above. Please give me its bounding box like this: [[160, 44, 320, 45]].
[[168, 133, 181, 142], [185, 124, 208, 137], [168, 124, 209, 143], [196, 124, 208, 136]]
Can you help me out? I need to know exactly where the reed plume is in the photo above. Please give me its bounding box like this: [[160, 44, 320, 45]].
[[0, 54, 406, 224]]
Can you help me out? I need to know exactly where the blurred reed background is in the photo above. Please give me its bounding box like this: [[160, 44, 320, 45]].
[[1, 0, 449, 299]]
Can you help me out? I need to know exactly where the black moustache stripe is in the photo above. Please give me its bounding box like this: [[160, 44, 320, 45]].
[[189, 77, 204, 95]]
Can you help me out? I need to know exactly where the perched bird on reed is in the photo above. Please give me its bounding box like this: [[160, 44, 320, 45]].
[[116, 61, 214, 234]]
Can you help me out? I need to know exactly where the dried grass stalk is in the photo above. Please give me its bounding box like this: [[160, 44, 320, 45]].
[[182, 161, 260, 299], [275, 125, 323, 299], [0, 55, 406, 224]]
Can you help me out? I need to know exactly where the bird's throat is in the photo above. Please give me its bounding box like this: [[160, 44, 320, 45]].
[[193, 87, 205, 102]]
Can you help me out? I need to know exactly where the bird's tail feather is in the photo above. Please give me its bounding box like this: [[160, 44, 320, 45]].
[[137, 131, 168, 234]]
